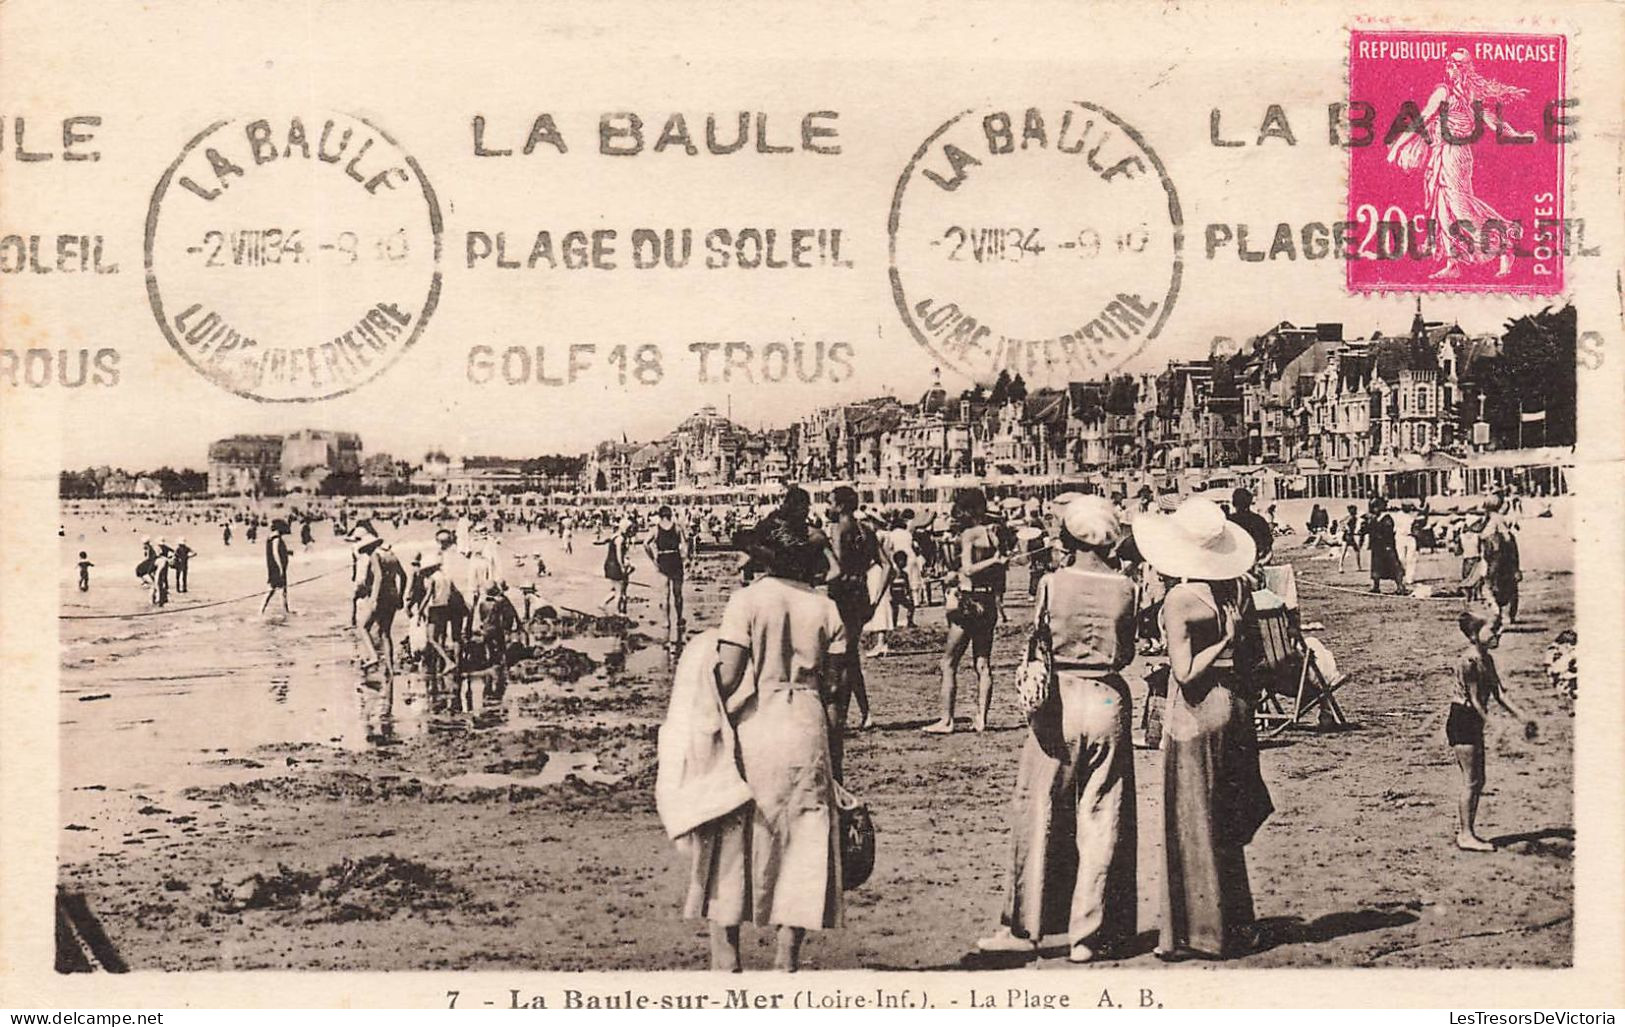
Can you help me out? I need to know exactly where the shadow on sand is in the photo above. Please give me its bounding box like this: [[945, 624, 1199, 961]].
[[1248, 908, 1420, 954], [870, 907, 1421, 971], [1490, 826, 1573, 858]]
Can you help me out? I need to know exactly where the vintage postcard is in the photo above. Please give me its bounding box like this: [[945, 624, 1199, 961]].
[[2, 0, 1622, 1012]]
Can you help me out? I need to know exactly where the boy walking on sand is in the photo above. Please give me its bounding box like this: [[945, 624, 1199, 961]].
[[1447, 608, 1537, 852], [77, 552, 93, 592]]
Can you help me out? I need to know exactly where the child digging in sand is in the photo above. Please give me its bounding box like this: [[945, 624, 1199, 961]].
[[1447, 607, 1537, 852]]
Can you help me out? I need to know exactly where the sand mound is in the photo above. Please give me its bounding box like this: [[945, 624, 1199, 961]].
[[211, 855, 465, 922], [511, 645, 599, 683]]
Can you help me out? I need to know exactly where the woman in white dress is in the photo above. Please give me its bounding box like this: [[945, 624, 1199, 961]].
[[863, 512, 913, 658], [684, 517, 847, 971]]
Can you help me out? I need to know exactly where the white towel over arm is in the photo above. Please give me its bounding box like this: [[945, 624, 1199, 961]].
[[654, 629, 753, 840]]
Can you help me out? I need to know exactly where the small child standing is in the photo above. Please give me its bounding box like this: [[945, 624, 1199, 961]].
[[77, 552, 93, 592], [1447, 608, 1537, 852], [889, 550, 916, 628]]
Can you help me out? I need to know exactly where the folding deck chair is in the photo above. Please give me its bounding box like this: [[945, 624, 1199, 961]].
[[1251, 564, 1349, 738]]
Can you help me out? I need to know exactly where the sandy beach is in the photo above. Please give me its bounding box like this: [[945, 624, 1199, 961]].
[[56, 498, 1574, 971]]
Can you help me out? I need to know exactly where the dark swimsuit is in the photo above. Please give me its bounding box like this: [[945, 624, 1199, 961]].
[[654, 524, 684, 579], [265, 537, 287, 588]]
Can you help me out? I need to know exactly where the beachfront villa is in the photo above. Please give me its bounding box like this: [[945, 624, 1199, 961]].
[[207, 430, 361, 497]]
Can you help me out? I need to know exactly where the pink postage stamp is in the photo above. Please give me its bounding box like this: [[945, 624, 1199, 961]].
[[1347, 29, 1568, 294]]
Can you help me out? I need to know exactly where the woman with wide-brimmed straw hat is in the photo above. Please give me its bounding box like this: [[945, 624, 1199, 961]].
[[1133, 497, 1273, 961], [977, 497, 1139, 963]]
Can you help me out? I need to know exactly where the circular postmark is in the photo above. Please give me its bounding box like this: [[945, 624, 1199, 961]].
[[145, 112, 442, 402], [888, 102, 1182, 385]]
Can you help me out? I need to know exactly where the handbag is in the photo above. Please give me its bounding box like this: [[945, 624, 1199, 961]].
[[1140, 664, 1170, 749], [1015, 600, 1057, 717], [832, 780, 875, 891]]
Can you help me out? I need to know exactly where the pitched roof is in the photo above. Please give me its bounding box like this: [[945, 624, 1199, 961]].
[[944, 393, 989, 425], [208, 435, 283, 462], [591, 440, 639, 460], [848, 398, 906, 436], [1337, 352, 1373, 392], [630, 442, 671, 468], [1419, 322, 1463, 348], [1272, 339, 1331, 402], [1374, 335, 1439, 381], [1453, 334, 1502, 375], [1023, 388, 1068, 427]]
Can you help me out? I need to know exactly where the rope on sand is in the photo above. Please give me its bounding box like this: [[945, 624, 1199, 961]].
[[60, 566, 347, 621], [1297, 579, 1460, 603], [1297, 578, 1567, 604]]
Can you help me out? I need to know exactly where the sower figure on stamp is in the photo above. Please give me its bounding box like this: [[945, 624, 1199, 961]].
[[1387, 49, 1528, 280]]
